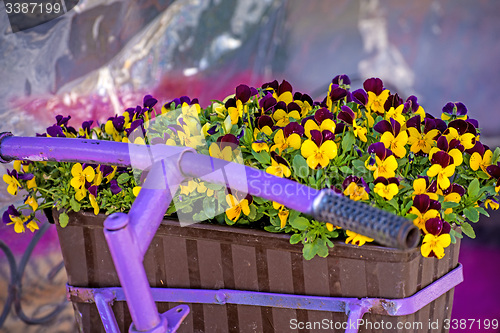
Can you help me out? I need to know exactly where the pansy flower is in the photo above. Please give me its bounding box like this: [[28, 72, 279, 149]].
[[408, 194, 441, 232], [304, 108, 336, 137], [468, 141, 492, 173], [105, 116, 125, 142], [485, 198, 499, 210], [438, 183, 465, 215], [427, 151, 456, 190], [345, 230, 374, 246], [373, 177, 400, 200], [2, 205, 38, 233], [443, 119, 476, 150], [270, 125, 303, 154], [3, 169, 21, 196], [70, 163, 95, 201], [441, 102, 468, 121], [338, 106, 367, 142], [411, 176, 438, 200], [262, 80, 294, 104], [293, 92, 314, 117], [259, 92, 278, 114], [272, 101, 301, 127], [374, 118, 408, 158], [326, 84, 348, 112], [225, 192, 252, 222], [428, 136, 464, 167], [421, 233, 451, 259], [266, 152, 291, 178], [366, 142, 398, 179], [300, 130, 337, 169], [210, 135, 240, 162], [342, 176, 369, 201], [78, 120, 94, 138], [406, 116, 440, 154], [25, 195, 38, 211], [272, 201, 289, 228], [486, 163, 500, 193], [401, 95, 426, 120], [364, 78, 390, 115], [226, 84, 252, 125], [253, 115, 274, 139]]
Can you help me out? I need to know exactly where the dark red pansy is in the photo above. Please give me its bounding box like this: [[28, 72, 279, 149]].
[[257, 115, 274, 129], [301, 115, 315, 127], [261, 80, 279, 91], [406, 115, 421, 130], [235, 84, 251, 103], [270, 151, 289, 167], [436, 136, 449, 151], [334, 123, 346, 135], [225, 97, 237, 110], [287, 102, 301, 113], [309, 130, 323, 147], [125, 119, 145, 136], [363, 77, 384, 95], [368, 142, 388, 160], [342, 175, 361, 189], [429, 199, 441, 211], [441, 221, 451, 234], [278, 80, 293, 96], [413, 194, 430, 213], [259, 93, 277, 112], [284, 122, 304, 137], [314, 108, 334, 123], [351, 89, 368, 106], [329, 85, 348, 102], [322, 130, 335, 141], [338, 105, 355, 125], [402, 95, 419, 113], [217, 134, 239, 150], [431, 151, 451, 168], [425, 217, 443, 236], [332, 74, 351, 85], [88, 185, 98, 197], [449, 139, 464, 152], [384, 93, 404, 111]]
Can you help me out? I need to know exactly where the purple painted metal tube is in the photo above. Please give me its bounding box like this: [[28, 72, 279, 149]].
[[94, 291, 120, 333], [103, 213, 163, 332]]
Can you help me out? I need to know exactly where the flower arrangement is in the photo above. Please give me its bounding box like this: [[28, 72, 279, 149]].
[[3, 75, 500, 260]]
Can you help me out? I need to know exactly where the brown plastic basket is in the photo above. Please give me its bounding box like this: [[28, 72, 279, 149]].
[[55, 211, 460, 333]]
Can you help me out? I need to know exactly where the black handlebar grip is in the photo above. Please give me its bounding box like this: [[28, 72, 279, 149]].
[[311, 190, 420, 250]]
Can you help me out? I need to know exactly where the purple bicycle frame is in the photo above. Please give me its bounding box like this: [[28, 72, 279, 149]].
[[0, 134, 463, 333]]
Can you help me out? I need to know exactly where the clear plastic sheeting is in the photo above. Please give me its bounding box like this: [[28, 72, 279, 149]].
[[0, 0, 499, 139]]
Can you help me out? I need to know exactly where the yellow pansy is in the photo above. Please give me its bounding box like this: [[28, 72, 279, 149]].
[[427, 164, 455, 190], [300, 138, 337, 169], [225, 194, 250, 222], [470, 150, 492, 173], [345, 230, 374, 246], [421, 233, 451, 259], [70, 163, 95, 190], [270, 129, 301, 154], [373, 155, 398, 179]]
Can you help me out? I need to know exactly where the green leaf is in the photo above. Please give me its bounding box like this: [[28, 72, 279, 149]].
[[302, 243, 317, 260], [69, 197, 81, 212], [467, 179, 480, 198], [316, 242, 329, 258], [492, 147, 500, 164], [248, 205, 257, 220], [59, 212, 69, 228], [243, 126, 254, 145], [441, 201, 459, 209], [352, 159, 366, 171], [476, 206, 490, 217], [463, 207, 479, 222], [342, 131, 355, 153], [460, 222, 476, 238], [290, 216, 310, 231], [264, 226, 280, 233], [339, 166, 352, 175], [292, 155, 309, 179], [290, 234, 302, 244], [444, 213, 457, 222], [117, 173, 131, 185], [202, 198, 216, 220], [251, 150, 271, 165]]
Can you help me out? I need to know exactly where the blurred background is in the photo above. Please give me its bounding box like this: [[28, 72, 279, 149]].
[[0, 0, 499, 332]]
